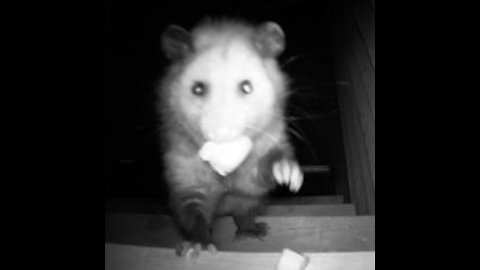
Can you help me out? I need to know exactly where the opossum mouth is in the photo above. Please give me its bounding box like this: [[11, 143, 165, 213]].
[[199, 135, 253, 176], [201, 126, 248, 143]]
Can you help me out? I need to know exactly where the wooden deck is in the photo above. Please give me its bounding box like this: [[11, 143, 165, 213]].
[[106, 243, 375, 270], [105, 196, 375, 269]]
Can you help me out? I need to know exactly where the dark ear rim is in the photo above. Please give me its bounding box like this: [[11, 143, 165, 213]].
[[255, 21, 285, 57], [161, 24, 192, 60]]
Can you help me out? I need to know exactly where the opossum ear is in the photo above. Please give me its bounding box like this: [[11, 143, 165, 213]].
[[162, 25, 192, 60], [255, 22, 285, 57]]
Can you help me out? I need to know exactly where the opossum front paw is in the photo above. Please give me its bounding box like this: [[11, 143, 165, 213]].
[[175, 241, 217, 257], [272, 159, 304, 193], [234, 222, 269, 241]]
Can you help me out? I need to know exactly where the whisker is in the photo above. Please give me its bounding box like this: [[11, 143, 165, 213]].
[[280, 52, 319, 69], [281, 54, 303, 68], [289, 82, 323, 93], [286, 126, 307, 143], [260, 109, 316, 144], [286, 106, 318, 121], [245, 125, 280, 145]]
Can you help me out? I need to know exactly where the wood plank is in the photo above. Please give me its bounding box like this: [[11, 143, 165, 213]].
[[265, 204, 355, 216], [106, 213, 180, 248], [335, 21, 376, 209], [105, 196, 347, 214], [369, 0, 375, 10], [270, 195, 344, 205], [335, 87, 359, 213], [106, 213, 375, 252], [338, 82, 375, 214], [339, 45, 376, 211], [337, 84, 367, 214], [105, 202, 354, 216], [213, 216, 374, 252], [301, 165, 330, 173], [355, 0, 375, 68], [338, 17, 375, 120], [333, 0, 375, 214], [105, 243, 375, 270], [351, 23, 376, 117], [340, 60, 375, 191], [106, 195, 346, 205], [105, 199, 168, 214]]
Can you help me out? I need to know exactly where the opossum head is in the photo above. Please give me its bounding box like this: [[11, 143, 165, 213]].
[[161, 20, 288, 144]]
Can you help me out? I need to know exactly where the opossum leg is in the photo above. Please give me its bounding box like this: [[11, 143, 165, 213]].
[[185, 204, 211, 244], [233, 213, 269, 241], [230, 199, 268, 241], [173, 192, 218, 256]]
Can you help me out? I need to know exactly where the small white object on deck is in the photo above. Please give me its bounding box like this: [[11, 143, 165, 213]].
[[276, 248, 309, 270], [199, 136, 253, 176]]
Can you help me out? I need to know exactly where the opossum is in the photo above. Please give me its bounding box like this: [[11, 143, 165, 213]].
[[157, 19, 303, 256]]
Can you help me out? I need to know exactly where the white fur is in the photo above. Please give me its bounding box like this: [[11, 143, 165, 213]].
[[170, 22, 286, 143]]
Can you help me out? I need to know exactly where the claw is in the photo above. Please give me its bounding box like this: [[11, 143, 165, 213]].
[[175, 241, 218, 257], [272, 159, 304, 192]]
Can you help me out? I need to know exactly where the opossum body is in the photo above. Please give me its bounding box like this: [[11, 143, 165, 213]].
[[158, 19, 303, 256]]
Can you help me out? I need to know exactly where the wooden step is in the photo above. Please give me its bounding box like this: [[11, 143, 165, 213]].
[[270, 195, 345, 205], [105, 243, 375, 270], [105, 195, 347, 214], [105, 213, 374, 252], [265, 204, 355, 216], [105, 201, 355, 216]]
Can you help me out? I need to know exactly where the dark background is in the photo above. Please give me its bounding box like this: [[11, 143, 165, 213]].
[[104, 0, 349, 203]]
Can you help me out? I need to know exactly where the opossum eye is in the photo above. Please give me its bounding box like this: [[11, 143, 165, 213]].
[[191, 81, 207, 96], [239, 80, 253, 95]]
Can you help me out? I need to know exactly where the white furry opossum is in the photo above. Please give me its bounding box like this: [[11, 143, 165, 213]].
[[158, 19, 303, 256]]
